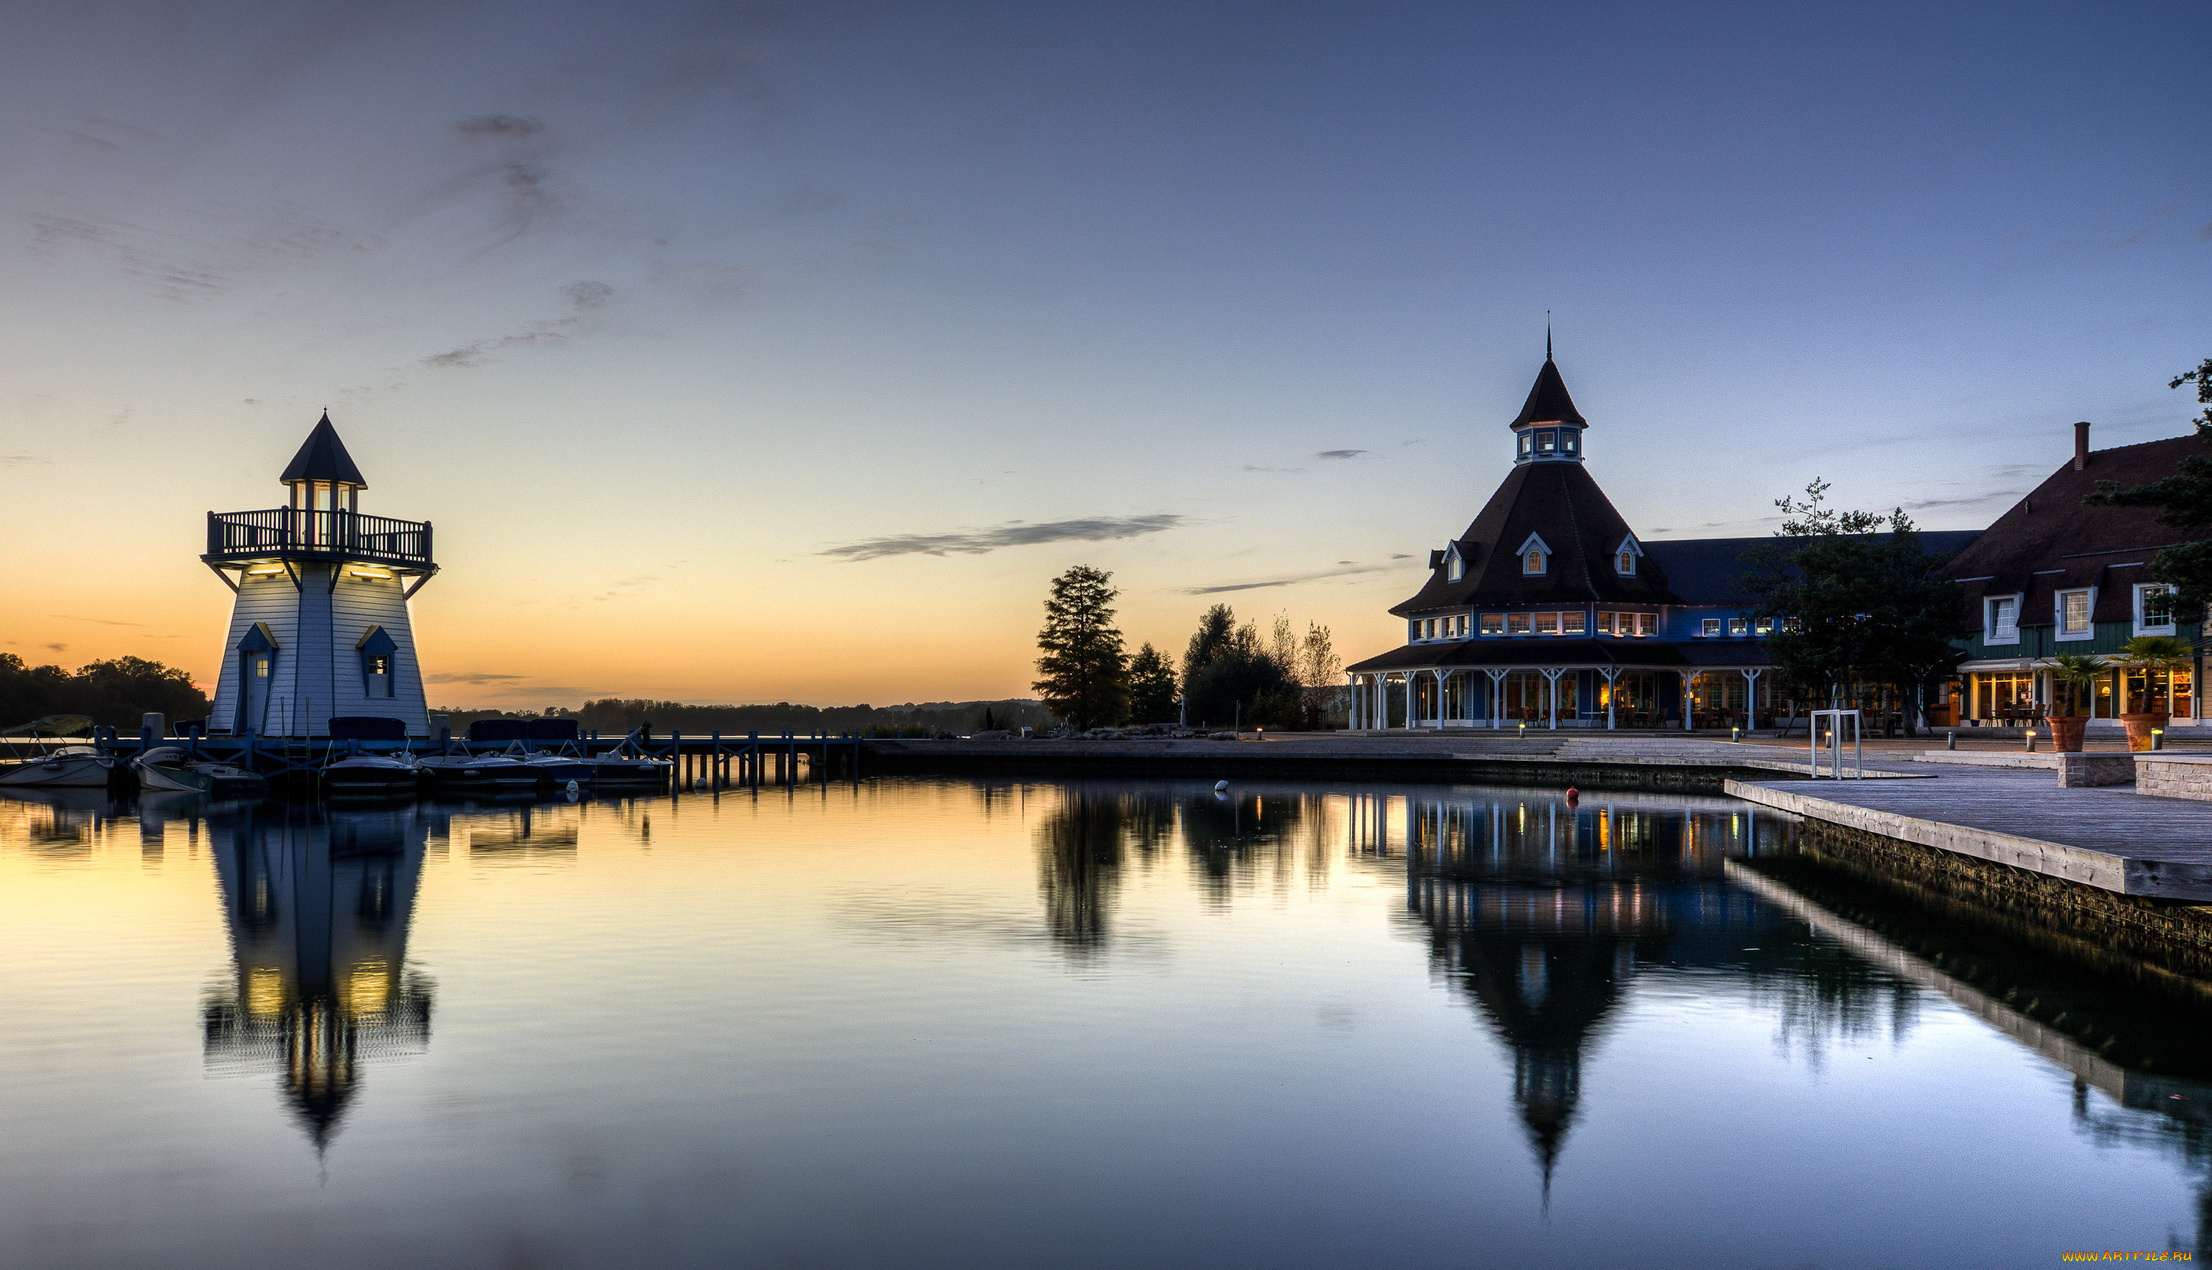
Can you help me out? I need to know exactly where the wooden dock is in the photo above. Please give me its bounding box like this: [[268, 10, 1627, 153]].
[[1727, 765, 2212, 901]]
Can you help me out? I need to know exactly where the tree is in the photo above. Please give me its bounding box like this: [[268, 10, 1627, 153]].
[[1737, 479, 1964, 725], [1125, 643, 1179, 725], [1033, 565, 1127, 730], [1178, 605, 1297, 729], [2084, 357, 2212, 610], [0, 653, 209, 730], [1295, 621, 1343, 729]]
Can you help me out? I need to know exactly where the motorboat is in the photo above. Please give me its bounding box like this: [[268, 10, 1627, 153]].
[[0, 745, 117, 788], [518, 753, 595, 786], [586, 752, 672, 786], [134, 747, 267, 797], [324, 753, 421, 796], [416, 752, 539, 791]]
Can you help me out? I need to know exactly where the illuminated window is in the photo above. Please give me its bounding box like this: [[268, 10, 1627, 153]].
[[1701, 618, 1722, 637], [1535, 613, 1560, 635], [1508, 613, 1532, 636], [1524, 550, 1544, 575], [1481, 614, 1504, 635], [1562, 612, 1587, 635], [1728, 618, 1748, 637], [1634, 613, 1656, 637], [1596, 611, 1616, 635], [1446, 548, 1464, 581]]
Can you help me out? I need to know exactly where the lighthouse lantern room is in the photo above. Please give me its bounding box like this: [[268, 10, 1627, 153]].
[[203, 414, 438, 737]]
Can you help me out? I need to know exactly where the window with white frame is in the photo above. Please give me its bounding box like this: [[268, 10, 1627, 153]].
[[1728, 617, 1748, 636], [1508, 613, 1532, 635], [1408, 620, 1419, 643], [1481, 613, 1504, 635], [2137, 584, 2178, 635], [1612, 536, 1641, 577], [1700, 618, 1722, 637], [1631, 613, 1656, 637], [1985, 594, 2021, 645], [2056, 589, 2093, 640], [1446, 545, 1464, 582], [1562, 612, 1587, 635], [1535, 613, 1560, 635], [1517, 534, 1551, 576]]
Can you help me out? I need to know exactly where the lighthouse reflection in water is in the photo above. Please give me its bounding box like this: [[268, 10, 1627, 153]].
[[200, 803, 435, 1149]]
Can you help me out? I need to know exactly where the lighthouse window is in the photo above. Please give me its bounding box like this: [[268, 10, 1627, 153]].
[[1536, 431, 1556, 454], [1562, 432, 1579, 454], [1518, 433, 1532, 457]]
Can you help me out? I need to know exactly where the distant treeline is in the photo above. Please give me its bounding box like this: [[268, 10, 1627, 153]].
[[1, 654, 210, 731], [434, 697, 1058, 737]]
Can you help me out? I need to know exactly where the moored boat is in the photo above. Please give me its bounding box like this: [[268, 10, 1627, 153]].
[[324, 753, 421, 796], [416, 752, 538, 791], [0, 745, 117, 788], [134, 747, 267, 797]]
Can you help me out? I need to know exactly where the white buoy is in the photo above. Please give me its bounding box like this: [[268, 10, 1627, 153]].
[[1214, 780, 1229, 792]]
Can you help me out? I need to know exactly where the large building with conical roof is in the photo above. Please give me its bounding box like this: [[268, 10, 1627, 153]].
[[1345, 358, 1976, 729]]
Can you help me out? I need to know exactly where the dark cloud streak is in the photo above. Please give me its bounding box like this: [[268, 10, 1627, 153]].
[[823, 514, 1188, 561]]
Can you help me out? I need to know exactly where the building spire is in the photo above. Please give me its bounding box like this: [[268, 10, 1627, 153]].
[[1546, 312, 1552, 363]]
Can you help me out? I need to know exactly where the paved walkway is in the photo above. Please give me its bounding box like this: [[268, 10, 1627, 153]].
[[1729, 764, 2212, 901]]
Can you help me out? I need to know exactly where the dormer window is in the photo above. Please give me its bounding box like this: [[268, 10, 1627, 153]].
[[1612, 535, 1642, 577], [1445, 543, 1465, 582], [1517, 533, 1552, 576], [1984, 595, 2021, 645]]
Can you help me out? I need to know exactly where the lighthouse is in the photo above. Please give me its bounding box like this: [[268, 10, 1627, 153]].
[[202, 414, 438, 737]]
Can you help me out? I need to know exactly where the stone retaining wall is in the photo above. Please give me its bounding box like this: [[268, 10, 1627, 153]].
[[2135, 755, 2212, 801]]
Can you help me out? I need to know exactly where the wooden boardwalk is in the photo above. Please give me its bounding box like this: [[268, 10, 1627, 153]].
[[1728, 764, 2212, 900]]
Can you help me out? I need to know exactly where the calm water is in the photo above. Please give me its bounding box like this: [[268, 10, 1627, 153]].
[[2, 776, 2208, 1268]]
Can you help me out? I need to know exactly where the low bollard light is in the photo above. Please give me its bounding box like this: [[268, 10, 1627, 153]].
[[1518, 722, 1527, 739], [1947, 731, 1957, 751], [1730, 726, 1741, 743], [2024, 729, 2037, 753], [2155, 728, 2166, 751]]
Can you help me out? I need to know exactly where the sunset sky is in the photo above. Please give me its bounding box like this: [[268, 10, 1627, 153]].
[[3, 1, 2207, 708]]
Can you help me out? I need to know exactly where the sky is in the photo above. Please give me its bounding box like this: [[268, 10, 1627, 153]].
[[1, 0, 2207, 708]]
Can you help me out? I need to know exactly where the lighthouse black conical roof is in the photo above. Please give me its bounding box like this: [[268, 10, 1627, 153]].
[[1509, 359, 1586, 427], [279, 412, 368, 487]]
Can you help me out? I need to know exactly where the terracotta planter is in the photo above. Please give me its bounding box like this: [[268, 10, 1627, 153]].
[[2044, 715, 2089, 753], [2122, 711, 2169, 752]]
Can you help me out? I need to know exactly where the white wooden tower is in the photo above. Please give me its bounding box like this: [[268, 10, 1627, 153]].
[[203, 414, 438, 737]]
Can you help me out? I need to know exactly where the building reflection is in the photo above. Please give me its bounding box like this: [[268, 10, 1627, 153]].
[[1384, 790, 1792, 1199], [201, 802, 432, 1151]]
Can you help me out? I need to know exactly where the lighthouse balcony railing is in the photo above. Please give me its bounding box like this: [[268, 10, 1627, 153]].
[[205, 508, 434, 567]]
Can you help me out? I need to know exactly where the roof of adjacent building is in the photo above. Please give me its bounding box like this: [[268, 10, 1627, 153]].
[[279, 413, 368, 487], [1935, 434, 2200, 628], [1643, 530, 1983, 607], [1509, 359, 1586, 428], [1391, 461, 1675, 615]]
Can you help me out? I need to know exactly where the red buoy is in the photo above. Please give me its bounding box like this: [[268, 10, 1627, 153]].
[[1565, 786, 1580, 806]]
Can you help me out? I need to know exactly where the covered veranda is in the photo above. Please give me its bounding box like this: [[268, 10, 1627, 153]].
[[1343, 640, 1774, 731]]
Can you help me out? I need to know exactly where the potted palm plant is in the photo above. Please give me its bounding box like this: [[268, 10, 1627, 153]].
[[2117, 635, 2194, 751], [2037, 652, 2105, 752]]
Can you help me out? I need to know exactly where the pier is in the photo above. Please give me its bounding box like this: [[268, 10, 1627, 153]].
[[25, 728, 865, 787]]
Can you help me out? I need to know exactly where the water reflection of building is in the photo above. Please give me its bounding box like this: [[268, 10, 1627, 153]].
[[1385, 791, 1782, 1197], [201, 803, 432, 1151]]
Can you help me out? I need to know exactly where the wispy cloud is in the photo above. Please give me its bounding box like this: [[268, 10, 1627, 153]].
[[2, 452, 50, 465], [424, 279, 615, 368], [1179, 561, 1396, 595], [822, 514, 1189, 561], [457, 115, 544, 142], [1315, 449, 1368, 460], [426, 671, 526, 685], [54, 614, 144, 626]]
